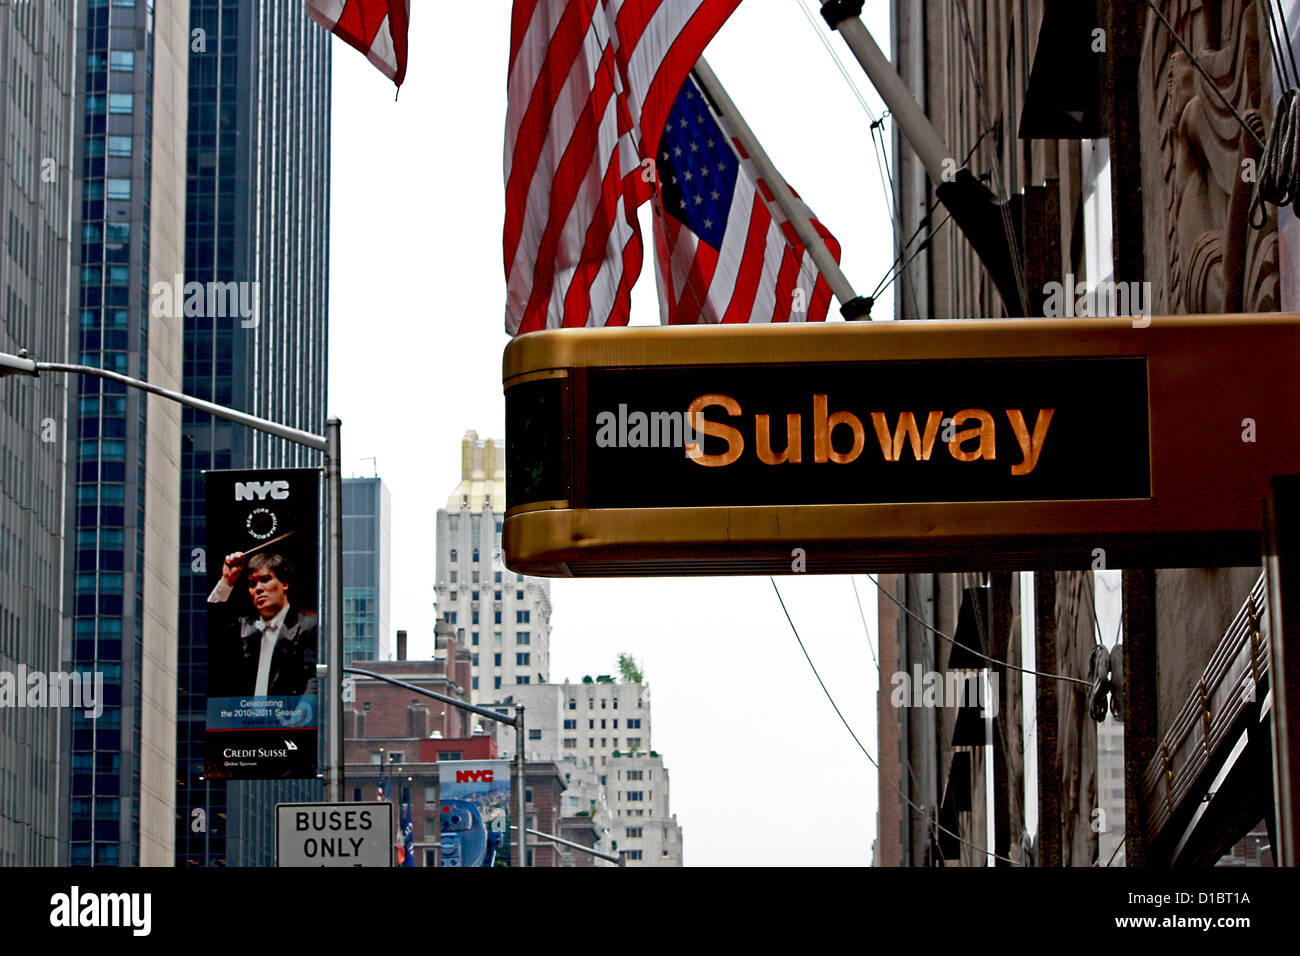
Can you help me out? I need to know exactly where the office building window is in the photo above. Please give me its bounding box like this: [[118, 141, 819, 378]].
[[472, 677, 479, 690], [627, 719, 641, 728], [627, 737, 642, 749], [563, 719, 576, 729], [528, 729, 542, 740], [627, 791, 644, 801], [516, 610, 530, 623], [516, 676, 530, 684], [516, 589, 524, 600], [516, 653, 530, 666], [626, 827, 642, 838], [109, 50, 134, 71], [494, 610, 502, 624], [516, 631, 530, 644], [568, 698, 576, 710], [494, 571, 502, 583], [563, 738, 577, 749], [493, 653, 502, 666], [473, 548, 479, 562], [108, 93, 133, 113], [626, 850, 643, 860]]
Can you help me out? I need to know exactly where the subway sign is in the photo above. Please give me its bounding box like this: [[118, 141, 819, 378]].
[[503, 316, 1300, 576]]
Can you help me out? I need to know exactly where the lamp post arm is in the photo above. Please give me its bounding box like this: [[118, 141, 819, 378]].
[[33, 360, 328, 451]]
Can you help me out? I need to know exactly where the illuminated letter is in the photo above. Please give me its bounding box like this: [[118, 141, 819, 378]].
[[813, 395, 864, 464], [948, 409, 996, 462], [686, 394, 743, 467], [1006, 409, 1054, 475], [870, 411, 943, 461], [755, 413, 802, 464]]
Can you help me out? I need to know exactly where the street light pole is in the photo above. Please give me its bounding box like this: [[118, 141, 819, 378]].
[[344, 667, 530, 867], [325, 418, 345, 802], [1, 352, 347, 800]]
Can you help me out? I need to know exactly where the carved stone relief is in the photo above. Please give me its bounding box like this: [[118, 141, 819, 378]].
[[1141, 0, 1279, 314]]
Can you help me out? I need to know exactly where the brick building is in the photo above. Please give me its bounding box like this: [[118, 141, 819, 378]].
[[343, 646, 571, 865]]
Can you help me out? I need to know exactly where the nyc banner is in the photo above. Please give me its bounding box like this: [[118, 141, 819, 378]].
[[204, 468, 320, 779], [438, 760, 512, 867]]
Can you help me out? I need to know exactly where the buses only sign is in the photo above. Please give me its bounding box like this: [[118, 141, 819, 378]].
[[276, 802, 392, 867]]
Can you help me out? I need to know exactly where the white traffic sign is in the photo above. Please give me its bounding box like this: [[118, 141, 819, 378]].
[[276, 801, 392, 867]]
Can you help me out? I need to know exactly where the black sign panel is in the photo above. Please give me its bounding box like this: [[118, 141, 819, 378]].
[[204, 468, 320, 780], [583, 358, 1150, 508]]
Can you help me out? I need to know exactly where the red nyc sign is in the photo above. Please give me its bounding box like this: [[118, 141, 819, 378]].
[[455, 769, 494, 783]]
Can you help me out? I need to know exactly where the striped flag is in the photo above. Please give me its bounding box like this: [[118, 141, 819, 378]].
[[505, 0, 741, 335], [651, 71, 840, 324], [305, 0, 410, 88]]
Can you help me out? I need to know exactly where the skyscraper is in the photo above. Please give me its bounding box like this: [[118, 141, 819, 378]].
[[174, 0, 330, 867], [0, 0, 77, 867], [343, 475, 391, 664], [435, 432, 551, 701], [63, 0, 190, 868]]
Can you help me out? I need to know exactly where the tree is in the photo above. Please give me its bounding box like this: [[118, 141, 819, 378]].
[[617, 652, 643, 684]]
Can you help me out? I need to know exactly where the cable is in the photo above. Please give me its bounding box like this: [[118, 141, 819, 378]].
[[849, 575, 879, 669], [770, 577, 1019, 866], [1103, 833, 1127, 867], [794, 0, 879, 123], [868, 574, 1090, 687]]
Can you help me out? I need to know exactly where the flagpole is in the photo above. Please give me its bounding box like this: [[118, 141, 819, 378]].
[[693, 57, 873, 321], [815, 0, 1029, 315]]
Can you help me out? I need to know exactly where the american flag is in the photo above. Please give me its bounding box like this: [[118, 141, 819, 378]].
[[504, 0, 741, 335], [305, 0, 410, 88], [651, 72, 840, 323]]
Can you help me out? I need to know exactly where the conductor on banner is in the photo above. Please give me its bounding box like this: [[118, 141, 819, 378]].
[[208, 551, 318, 697]]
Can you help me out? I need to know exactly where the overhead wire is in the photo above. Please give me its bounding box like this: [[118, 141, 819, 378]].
[[770, 576, 1020, 866], [868, 573, 1090, 687]]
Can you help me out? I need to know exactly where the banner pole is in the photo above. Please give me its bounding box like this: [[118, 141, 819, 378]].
[[516, 704, 527, 867], [326, 418, 345, 802]]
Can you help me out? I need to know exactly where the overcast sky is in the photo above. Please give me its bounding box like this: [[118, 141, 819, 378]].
[[327, 0, 899, 866]]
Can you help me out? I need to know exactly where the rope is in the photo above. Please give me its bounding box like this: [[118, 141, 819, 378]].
[[1251, 87, 1300, 227]]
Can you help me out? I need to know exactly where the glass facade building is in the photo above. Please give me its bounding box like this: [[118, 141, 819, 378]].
[[343, 477, 391, 664], [63, 0, 188, 869], [174, 0, 330, 867], [0, 0, 77, 867]]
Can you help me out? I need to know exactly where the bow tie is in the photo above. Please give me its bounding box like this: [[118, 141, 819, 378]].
[[254, 619, 279, 634]]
